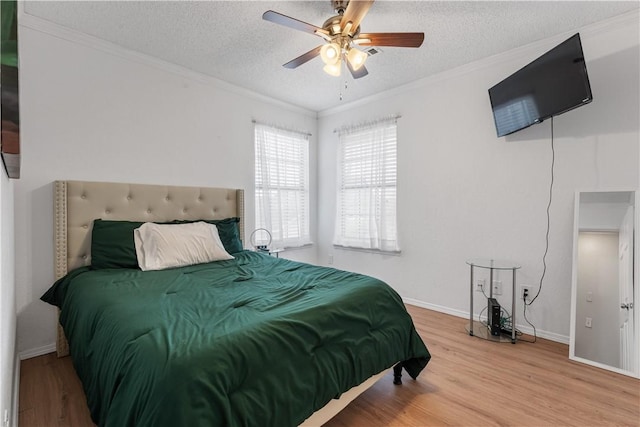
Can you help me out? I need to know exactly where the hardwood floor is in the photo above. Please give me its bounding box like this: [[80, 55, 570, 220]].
[[19, 305, 639, 426]]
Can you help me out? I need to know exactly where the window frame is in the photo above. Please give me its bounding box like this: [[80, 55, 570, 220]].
[[254, 123, 311, 249], [333, 118, 400, 253]]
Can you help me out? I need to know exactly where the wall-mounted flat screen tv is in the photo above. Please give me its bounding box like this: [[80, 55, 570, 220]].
[[488, 33, 593, 138]]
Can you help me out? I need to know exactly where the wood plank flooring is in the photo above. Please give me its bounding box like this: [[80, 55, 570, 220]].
[[19, 305, 640, 426]]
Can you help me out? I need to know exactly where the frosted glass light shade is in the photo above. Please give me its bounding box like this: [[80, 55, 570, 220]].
[[347, 48, 367, 70], [323, 62, 341, 77], [320, 43, 341, 65]]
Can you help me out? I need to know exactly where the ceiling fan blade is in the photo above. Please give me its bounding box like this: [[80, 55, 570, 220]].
[[283, 46, 323, 69], [346, 61, 369, 79], [340, 0, 374, 35], [263, 10, 328, 37], [356, 32, 425, 48]]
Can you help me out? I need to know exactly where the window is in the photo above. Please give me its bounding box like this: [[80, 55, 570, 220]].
[[255, 123, 311, 248], [334, 117, 399, 252]]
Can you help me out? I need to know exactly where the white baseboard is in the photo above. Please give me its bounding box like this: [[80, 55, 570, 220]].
[[402, 297, 469, 319], [12, 352, 20, 427], [18, 343, 56, 361], [402, 296, 570, 345]]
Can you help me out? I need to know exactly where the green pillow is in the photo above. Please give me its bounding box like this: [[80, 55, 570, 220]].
[[210, 218, 244, 254], [213, 217, 244, 254], [91, 219, 143, 269], [91, 218, 244, 269]]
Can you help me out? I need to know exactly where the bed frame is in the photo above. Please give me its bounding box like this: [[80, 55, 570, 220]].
[[53, 179, 388, 426]]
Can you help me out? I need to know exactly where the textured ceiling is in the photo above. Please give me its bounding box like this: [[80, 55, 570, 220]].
[[25, 1, 639, 112]]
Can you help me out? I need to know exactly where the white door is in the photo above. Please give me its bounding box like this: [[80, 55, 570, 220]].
[[619, 206, 634, 372]]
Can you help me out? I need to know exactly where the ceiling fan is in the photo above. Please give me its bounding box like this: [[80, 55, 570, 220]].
[[263, 0, 424, 79]]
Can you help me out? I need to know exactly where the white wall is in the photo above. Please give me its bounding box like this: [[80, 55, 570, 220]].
[[317, 12, 639, 341], [0, 169, 16, 425], [15, 21, 318, 355]]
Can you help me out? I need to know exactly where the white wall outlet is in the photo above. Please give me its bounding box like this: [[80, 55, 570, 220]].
[[585, 317, 592, 328], [586, 291, 593, 302], [328, 254, 334, 265], [521, 285, 531, 302], [476, 279, 485, 292], [492, 280, 502, 295]]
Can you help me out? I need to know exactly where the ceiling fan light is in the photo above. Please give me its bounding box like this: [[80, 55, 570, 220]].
[[347, 47, 367, 70], [323, 62, 341, 77], [320, 42, 341, 65]]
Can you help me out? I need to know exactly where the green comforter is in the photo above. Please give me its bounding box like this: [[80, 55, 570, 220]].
[[42, 251, 430, 427]]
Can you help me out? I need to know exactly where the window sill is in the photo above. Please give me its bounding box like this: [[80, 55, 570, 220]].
[[280, 242, 314, 251], [333, 245, 401, 256]]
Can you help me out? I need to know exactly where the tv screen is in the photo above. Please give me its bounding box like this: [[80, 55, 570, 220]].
[[489, 33, 593, 137]]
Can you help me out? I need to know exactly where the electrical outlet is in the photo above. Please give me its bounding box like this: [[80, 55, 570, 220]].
[[492, 280, 502, 295], [476, 279, 485, 292], [521, 285, 530, 302], [585, 317, 592, 328], [328, 254, 334, 265], [3, 409, 8, 427]]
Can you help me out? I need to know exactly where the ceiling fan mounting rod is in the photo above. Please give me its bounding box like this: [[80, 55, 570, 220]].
[[332, 0, 349, 15]]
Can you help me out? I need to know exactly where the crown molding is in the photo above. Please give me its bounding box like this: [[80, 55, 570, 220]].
[[17, 6, 318, 119], [318, 9, 639, 117]]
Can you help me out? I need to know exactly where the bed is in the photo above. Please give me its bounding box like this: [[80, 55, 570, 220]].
[[42, 180, 431, 427]]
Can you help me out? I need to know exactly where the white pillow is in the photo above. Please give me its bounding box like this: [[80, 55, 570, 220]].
[[134, 222, 234, 271]]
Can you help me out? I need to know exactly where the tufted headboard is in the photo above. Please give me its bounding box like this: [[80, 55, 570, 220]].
[[54, 180, 245, 356]]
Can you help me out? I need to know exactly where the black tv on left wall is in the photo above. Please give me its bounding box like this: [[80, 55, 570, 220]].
[[488, 33, 593, 138]]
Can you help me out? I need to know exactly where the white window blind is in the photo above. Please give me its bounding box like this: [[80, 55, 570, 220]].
[[255, 123, 311, 248], [334, 117, 400, 252]]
